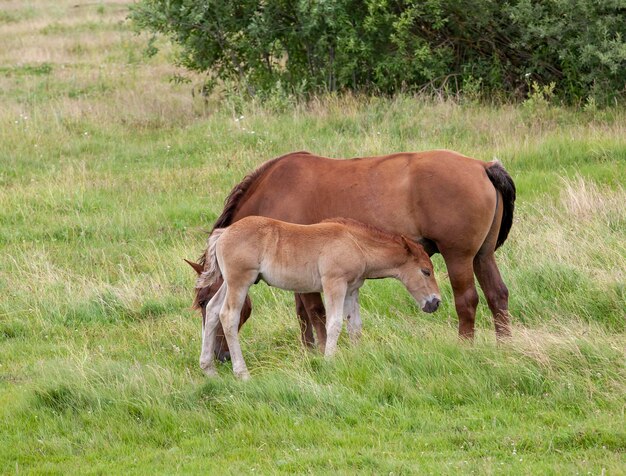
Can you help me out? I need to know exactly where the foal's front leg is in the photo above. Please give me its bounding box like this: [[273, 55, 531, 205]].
[[321, 279, 348, 358]]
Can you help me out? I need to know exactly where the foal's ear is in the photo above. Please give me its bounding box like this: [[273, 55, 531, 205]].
[[400, 235, 414, 254], [184, 259, 204, 275]]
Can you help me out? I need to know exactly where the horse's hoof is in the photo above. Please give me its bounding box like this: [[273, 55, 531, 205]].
[[215, 351, 231, 362]]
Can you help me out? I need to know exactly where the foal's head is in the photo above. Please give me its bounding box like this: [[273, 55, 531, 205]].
[[396, 237, 441, 313]]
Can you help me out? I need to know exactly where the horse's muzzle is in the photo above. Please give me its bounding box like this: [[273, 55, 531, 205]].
[[422, 296, 441, 313]]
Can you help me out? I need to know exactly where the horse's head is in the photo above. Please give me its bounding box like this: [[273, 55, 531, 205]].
[[397, 237, 441, 313], [184, 259, 251, 362]]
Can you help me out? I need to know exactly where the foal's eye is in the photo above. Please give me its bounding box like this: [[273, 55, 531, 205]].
[[421, 268, 431, 277]]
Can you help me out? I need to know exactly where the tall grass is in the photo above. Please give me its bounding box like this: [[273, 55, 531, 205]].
[[1, 1, 624, 473]]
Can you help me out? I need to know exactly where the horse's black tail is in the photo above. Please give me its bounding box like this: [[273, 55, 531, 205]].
[[485, 161, 516, 250]]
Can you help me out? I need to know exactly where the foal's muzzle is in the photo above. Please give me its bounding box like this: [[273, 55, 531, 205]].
[[422, 296, 441, 313]]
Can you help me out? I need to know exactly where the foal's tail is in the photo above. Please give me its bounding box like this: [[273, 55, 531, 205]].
[[485, 161, 516, 250], [195, 228, 226, 292]]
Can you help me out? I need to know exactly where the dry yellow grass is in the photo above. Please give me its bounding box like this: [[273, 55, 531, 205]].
[[0, 0, 210, 126]]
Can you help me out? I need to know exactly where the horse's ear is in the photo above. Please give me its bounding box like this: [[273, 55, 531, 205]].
[[184, 259, 204, 275]]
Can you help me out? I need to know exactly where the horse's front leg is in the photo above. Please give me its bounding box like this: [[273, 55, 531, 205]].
[[321, 279, 348, 358], [344, 288, 362, 344], [296, 293, 327, 353], [200, 283, 227, 377], [295, 294, 316, 349]]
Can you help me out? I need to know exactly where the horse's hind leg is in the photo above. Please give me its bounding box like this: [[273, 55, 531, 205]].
[[297, 293, 327, 353], [220, 283, 253, 380], [295, 294, 316, 349], [200, 283, 227, 377], [473, 251, 511, 339], [443, 252, 479, 340]]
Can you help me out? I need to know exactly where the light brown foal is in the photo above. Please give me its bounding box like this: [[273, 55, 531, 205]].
[[195, 216, 440, 380]]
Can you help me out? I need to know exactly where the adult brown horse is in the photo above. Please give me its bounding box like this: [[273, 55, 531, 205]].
[[193, 149, 515, 359]]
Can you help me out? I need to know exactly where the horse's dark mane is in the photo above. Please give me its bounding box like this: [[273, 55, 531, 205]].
[[212, 153, 302, 231], [198, 151, 312, 267], [321, 217, 404, 246]]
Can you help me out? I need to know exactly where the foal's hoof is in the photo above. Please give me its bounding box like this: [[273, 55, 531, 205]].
[[235, 370, 251, 381], [202, 368, 218, 378], [200, 361, 218, 377]]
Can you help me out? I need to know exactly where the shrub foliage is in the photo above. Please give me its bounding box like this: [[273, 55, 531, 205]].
[[130, 0, 626, 103]]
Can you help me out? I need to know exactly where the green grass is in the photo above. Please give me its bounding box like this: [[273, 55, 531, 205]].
[[1, 1, 625, 474]]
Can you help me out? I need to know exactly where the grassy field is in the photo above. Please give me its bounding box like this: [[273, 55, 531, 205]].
[[1, 1, 625, 474]]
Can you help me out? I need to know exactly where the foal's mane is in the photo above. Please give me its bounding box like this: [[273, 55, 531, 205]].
[[198, 151, 312, 267], [321, 218, 404, 246]]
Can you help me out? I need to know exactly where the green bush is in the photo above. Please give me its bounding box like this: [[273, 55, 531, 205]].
[[130, 0, 626, 104]]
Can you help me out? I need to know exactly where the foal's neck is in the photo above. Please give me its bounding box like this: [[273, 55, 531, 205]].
[[363, 241, 407, 280]]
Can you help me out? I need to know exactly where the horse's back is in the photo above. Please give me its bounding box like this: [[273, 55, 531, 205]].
[[234, 150, 498, 255], [256, 149, 492, 200]]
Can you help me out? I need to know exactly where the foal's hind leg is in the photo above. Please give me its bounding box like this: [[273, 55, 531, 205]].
[[210, 276, 253, 362], [200, 283, 227, 377], [474, 251, 511, 339], [220, 283, 253, 380]]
